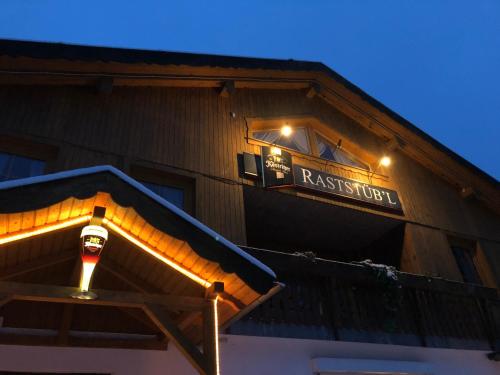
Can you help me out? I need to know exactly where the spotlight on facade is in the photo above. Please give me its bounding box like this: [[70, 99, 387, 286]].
[[281, 125, 292, 137], [72, 225, 108, 300], [380, 156, 391, 167]]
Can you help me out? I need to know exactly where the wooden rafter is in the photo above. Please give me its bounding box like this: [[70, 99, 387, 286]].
[[177, 311, 201, 331], [0, 249, 76, 280], [0, 281, 206, 311], [120, 306, 162, 333], [306, 82, 321, 99], [96, 259, 167, 333], [0, 333, 168, 350], [143, 303, 209, 375], [0, 278, 223, 374], [99, 256, 161, 294], [219, 80, 235, 98]]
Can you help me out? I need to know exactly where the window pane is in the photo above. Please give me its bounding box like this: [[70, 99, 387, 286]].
[[142, 181, 185, 210], [0, 152, 45, 182], [451, 246, 482, 285], [252, 128, 310, 154], [316, 133, 369, 170]]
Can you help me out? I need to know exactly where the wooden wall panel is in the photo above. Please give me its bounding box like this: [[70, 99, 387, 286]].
[[0, 85, 498, 279], [479, 240, 500, 287], [402, 223, 462, 281]]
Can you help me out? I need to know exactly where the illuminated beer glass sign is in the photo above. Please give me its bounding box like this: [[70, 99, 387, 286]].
[[73, 225, 108, 299], [81, 225, 108, 261]]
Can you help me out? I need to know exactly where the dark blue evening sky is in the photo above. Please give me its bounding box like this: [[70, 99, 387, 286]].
[[1, 0, 498, 179]]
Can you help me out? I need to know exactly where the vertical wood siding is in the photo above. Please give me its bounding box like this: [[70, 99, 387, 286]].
[[0, 85, 498, 280]]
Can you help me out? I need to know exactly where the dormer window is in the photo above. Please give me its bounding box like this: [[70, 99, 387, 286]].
[[315, 132, 369, 170], [252, 127, 310, 154], [249, 117, 372, 171]]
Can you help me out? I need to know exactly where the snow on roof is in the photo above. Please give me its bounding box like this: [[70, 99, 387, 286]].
[[0, 165, 276, 278]]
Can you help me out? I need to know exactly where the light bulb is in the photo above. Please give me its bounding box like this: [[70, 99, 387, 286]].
[[281, 125, 292, 137], [380, 156, 391, 167]]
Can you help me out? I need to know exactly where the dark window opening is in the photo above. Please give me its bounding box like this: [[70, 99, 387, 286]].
[[0, 152, 45, 182], [130, 165, 195, 215], [451, 245, 482, 285], [243, 185, 404, 267], [141, 181, 185, 210]]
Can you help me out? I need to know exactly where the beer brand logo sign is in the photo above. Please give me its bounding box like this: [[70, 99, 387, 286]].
[[261, 146, 294, 187], [84, 235, 105, 253], [293, 165, 402, 211]]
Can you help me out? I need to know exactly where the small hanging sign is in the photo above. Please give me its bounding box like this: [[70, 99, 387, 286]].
[[261, 146, 294, 187]]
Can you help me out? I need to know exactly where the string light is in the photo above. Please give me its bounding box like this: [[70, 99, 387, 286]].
[[0, 215, 92, 245], [102, 219, 212, 288], [213, 296, 220, 375]]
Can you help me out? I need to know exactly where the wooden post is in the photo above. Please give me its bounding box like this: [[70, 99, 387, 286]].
[[143, 303, 208, 375], [203, 300, 218, 375]]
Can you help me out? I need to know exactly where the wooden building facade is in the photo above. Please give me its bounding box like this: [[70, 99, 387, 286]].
[[0, 40, 499, 374]]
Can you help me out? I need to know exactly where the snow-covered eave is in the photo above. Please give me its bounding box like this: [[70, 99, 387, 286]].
[[0, 165, 277, 279]]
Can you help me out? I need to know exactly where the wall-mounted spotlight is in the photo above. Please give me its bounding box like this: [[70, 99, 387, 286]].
[[280, 124, 292, 137], [72, 224, 108, 300], [380, 156, 391, 167], [369, 155, 392, 181]]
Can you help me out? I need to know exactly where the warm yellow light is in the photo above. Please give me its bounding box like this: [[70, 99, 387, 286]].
[[214, 297, 220, 375], [80, 261, 97, 292], [0, 215, 92, 245], [380, 156, 391, 167], [280, 125, 292, 137], [270, 146, 282, 156], [102, 219, 212, 288]]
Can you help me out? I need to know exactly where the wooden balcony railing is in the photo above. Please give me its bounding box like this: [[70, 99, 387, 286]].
[[227, 247, 500, 351]]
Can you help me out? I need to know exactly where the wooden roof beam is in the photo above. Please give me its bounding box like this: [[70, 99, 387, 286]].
[[385, 136, 406, 152], [306, 82, 321, 99], [219, 80, 235, 98], [99, 256, 162, 294], [0, 281, 207, 311], [0, 249, 76, 281], [144, 303, 209, 374], [0, 332, 168, 350]]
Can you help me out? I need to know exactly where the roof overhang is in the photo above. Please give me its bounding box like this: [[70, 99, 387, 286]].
[[0, 166, 278, 326]]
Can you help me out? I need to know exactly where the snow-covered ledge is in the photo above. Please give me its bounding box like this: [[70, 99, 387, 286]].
[[311, 357, 433, 374]]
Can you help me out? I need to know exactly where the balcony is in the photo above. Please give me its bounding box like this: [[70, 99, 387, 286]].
[[227, 247, 500, 351]]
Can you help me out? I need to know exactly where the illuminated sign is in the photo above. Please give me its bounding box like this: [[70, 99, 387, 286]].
[[261, 146, 294, 187], [293, 165, 402, 211]]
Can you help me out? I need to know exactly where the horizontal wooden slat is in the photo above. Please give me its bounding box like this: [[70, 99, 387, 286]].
[[0, 281, 208, 311]]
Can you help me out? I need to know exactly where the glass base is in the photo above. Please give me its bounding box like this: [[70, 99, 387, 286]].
[[71, 290, 98, 300]]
